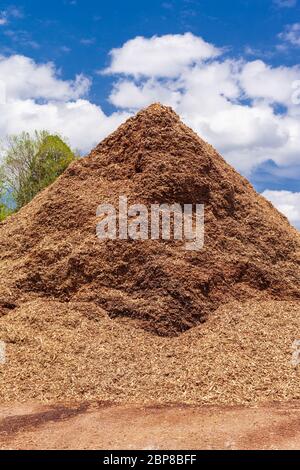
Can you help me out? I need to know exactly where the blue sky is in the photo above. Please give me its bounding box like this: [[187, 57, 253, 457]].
[[1, 0, 299, 110], [0, 0, 300, 226]]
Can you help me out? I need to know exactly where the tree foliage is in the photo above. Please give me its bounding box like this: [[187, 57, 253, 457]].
[[0, 169, 12, 221], [0, 131, 77, 218]]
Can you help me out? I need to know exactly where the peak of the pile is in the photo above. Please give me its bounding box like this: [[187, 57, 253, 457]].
[[133, 103, 183, 128], [92, 101, 201, 158], [137, 102, 180, 118]]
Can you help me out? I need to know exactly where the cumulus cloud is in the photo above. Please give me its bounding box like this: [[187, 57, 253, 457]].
[[109, 78, 183, 109], [104, 33, 220, 78], [0, 55, 90, 101], [0, 99, 129, 152], [0, 54, 129, 152], [262, 190, 300, 228], [279, 23, 300, 47], [107, 37, 300, 177], [240, 60, 300, 103], [0, 34, 300, 229]]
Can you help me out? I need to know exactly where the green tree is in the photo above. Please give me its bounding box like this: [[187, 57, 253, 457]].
[[1, 130, 77, 213], [0, 169, 12, 221]]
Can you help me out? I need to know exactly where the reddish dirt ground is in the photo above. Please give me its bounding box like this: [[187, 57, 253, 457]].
[[1, 402, 300, 450]]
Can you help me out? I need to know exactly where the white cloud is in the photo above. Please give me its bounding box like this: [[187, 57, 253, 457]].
[[104, 33, 221, 78], [262, 190, 300, 228], [0, 55, 90, 101], [240, 60, 300, 103], [0, 12, 8, 25], [0, 99, 129, 152], [0, 6, 23, 25], [1, 37, 300, 175], [106, 38, 300, 176], [0, 55, 129, 152], [0, 34, 300, 230], [109, 78, 183, 109], [279, 23, 300, 47]]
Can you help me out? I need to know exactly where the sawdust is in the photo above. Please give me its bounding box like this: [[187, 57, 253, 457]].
[[0, 299, 299, 404]]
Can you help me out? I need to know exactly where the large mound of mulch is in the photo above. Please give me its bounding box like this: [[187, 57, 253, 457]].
[[0, 103, 299, 336], [1, 103, 300, 404]]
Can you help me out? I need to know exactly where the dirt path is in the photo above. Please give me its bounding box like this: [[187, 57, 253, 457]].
[[1, 402, 300, 450]]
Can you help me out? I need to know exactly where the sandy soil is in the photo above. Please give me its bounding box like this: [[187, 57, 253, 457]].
[[1, 402, 300, 450]]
